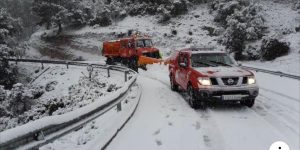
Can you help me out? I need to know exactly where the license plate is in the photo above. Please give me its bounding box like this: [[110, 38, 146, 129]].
[[222, 95, 243, 100]]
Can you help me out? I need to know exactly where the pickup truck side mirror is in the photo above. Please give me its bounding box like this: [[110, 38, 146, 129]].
[[179, 62, 187, 68]]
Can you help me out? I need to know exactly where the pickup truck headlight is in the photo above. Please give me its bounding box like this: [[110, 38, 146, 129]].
[[247, 76, 256, 85], [198, 77, 211, 86]]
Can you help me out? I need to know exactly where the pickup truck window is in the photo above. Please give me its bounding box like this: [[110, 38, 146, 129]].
[[191, 53, 234, 67], [178, 53, 189, 66]]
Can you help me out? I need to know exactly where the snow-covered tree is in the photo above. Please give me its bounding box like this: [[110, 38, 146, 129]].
[[0, 9, 22, 89], [0, 0, 38, 38], [0, 8, 22, 46], [220, 19, 247, 60], [213, 0, 265, 60], [32, 0, 93, 33]]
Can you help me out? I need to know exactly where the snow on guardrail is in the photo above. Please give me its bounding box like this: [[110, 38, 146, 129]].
[[241, 65, 300, 80], [0, 58, 138, 150]]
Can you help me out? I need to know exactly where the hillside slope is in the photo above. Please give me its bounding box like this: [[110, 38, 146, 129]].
[[27, 0, 299, 74]]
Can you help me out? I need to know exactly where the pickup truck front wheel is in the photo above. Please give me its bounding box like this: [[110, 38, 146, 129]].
[[188, 85, 207, 109], [241, 99, 255, 108]]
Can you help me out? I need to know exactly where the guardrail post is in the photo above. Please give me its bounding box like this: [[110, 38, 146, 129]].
[[124, 70, 128, 82], [117, 102, 122, 112], [107, 67, 110, 78], [34, 131, 45, 141], [87, 65, 93, 81]]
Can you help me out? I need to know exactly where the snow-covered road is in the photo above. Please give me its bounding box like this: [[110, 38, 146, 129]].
[[107, 64, 300, 150]]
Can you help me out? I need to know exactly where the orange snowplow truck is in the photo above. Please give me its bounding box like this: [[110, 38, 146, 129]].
[[102, 35, 162, 71]]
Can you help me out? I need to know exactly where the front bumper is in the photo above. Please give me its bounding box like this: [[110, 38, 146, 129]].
[[195, 85, 259, 101]]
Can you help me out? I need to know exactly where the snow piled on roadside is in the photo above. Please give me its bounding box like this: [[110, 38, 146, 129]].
[[0, 64, 126, 133], [40, 84, 141, 150]]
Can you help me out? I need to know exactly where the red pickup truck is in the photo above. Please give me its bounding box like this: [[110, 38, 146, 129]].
[[168, 47, 259, 109]]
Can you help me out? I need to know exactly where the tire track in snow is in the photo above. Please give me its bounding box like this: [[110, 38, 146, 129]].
[[260, 87, 299, 102], [201, 105, 296, 150], [107, 76, 209, 150], [251, 96, 300, 147], [141, 71, 299, 150], [141, 75, 228, 150]]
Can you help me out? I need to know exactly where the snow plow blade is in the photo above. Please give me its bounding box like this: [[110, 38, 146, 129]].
[[138, 56, 163, 65]]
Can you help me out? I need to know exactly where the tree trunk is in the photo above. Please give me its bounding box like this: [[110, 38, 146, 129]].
[[57, 21, 62, 34], [46, 22, 50, 30]]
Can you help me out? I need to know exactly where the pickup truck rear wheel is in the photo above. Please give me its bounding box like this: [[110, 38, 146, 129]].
[[106, 58, 113, 65], [170, 75, 178, 91], [241, 99, 255, 108]]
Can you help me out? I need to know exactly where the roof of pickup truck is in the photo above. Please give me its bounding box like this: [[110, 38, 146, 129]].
[[180, 49, 226, 54]]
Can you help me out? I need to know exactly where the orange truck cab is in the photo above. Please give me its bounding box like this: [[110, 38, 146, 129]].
[[102, 35, 161, 71]]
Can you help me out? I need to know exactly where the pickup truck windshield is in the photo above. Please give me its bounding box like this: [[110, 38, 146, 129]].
[[136, 39, 153, 47], [191, 53, 234, 67]]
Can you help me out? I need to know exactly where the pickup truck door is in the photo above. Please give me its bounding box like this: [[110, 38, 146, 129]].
[[181, 54, 190, 90], [177, 53, 190, 90]]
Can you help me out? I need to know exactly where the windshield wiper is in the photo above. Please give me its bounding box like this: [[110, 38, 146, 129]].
[[208, 60, 232, 67]]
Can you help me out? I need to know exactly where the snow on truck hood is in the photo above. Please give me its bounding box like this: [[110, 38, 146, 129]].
[[194, 66, 252, 77]]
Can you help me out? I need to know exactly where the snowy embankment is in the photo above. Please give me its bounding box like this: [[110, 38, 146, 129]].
[[59, 5, 217, 56], [39, 84, 141, 150], [243, 32, 300, 75], [243, 1, 300, 75], [0, 63, 135, 143], [107, 64, 299, 150]]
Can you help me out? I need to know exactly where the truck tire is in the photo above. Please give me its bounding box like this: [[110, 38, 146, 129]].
[[188, 85, 206, 109], [106, 58, 113, 65], [187, 85, 198, 109], [241, 99, 255, 108], [132, 57, 139, 72], [170, 75, 178, 91]]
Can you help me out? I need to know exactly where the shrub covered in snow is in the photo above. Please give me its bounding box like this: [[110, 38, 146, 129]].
[[211, 0, 246, 26], [32, 0, 94, 33], [0, 83, 44, 131], [244, 45, 260, 60], [0, 69, 122, 131], [106, 0, 191, 23], [89, 11, 112, 27], [292, 1, 300, 11], [219, 19, 247, 60], [260, 36, 290, 61], [212, 0, 265, 60]]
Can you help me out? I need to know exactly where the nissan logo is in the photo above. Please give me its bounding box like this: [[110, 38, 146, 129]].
[[227, 78, 234, 85]]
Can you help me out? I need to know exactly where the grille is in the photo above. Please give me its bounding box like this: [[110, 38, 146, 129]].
[[210, 78, 218, 85], [222, 77, 239, 86], [242, 77, 248, 84], [212, 90, 250, 96]]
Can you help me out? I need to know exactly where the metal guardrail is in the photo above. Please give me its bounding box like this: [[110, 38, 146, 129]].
[[0, 58, 139, 150], [241, 65, 300, 80]]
